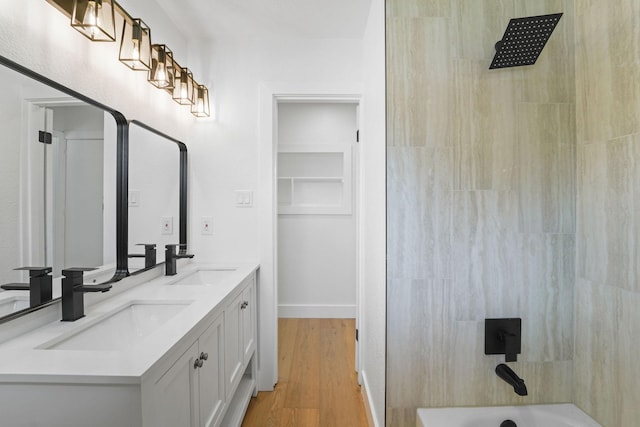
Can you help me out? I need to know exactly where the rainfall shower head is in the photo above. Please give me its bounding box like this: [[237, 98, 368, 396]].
[[489, 13, 563, 70]]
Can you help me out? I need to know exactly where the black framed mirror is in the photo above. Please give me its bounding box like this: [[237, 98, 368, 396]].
[[0, 54, 128, 323], [127, 120, 188, 274]]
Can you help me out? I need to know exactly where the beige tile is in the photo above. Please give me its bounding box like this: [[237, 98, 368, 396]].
[[576, 3, 640, 143], [386, 18, 452, 147], [451, 190, 521, 321], [386, 278, 452, 408], [451, 0, 515, 61], [574, 280, 622, 426], [575, 142, 607, 283], [386, 0, 451, 18], [520, 234, 575, 362], [451, 60, 520, 191], [387, 147, 453, 280], [517, 103, 576, 234]]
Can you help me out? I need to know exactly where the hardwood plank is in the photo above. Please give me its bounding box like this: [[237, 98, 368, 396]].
[[319, 319, 368, 427], [283, 318, 321, 408], [242, 319, 368, 427], [280, 408, 320, 427], [278, 318, 298, 382]]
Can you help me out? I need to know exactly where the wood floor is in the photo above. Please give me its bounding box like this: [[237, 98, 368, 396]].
[[241, 318, 369, 427]]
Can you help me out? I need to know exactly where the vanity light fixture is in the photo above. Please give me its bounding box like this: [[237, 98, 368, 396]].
[[119, 18, 151, 71], [191, 84, 210, 117], [71, 0, 116, 41], [148, 44, 174, 89], [172, 67, 194, 105], [50, 0, 212, 118]]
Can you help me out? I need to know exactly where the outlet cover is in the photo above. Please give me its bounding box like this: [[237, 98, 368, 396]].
[[161, 216, 173, 235], [128, 190, 140, 207], [201, 217, 213, 235]]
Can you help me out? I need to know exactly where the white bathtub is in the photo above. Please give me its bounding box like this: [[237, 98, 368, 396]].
[[417, 403, 602, 427]]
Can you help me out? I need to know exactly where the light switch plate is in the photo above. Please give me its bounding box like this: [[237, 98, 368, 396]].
[[161, 216, 173, 235], [235, 190, 253, 207]]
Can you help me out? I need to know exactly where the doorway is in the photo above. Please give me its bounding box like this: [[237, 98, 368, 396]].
[[276, 101, 359, 321]]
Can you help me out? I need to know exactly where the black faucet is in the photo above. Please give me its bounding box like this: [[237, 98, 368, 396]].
[[1, 267, 53, 308], [128, 243, 157, 269], [61, 268, 112, 321], [165, 244, 194, 276], [495, 363, 528, 396]]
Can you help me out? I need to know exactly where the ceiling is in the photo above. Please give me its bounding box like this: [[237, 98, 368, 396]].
[[154, 0, 373, 40]]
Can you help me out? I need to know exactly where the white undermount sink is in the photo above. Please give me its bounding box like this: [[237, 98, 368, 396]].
[[0, 296, 29, 316], [170, 269, 237, 286], [39, 300, 192, 351]]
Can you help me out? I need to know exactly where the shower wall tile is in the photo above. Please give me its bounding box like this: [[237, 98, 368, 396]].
[[387, 147, 453, 280], [386, 0, 451, 18], [517, 103, 576, 234], [575, 0, 640, 424], [450, 0, 515, 61], [576, 1, 640, 144], [452, 60, 519, 191], [386, 278, 452, 409], [387, 0, 576, 425], [575, 142, 607, 283], [520, 234, 575, 362], [386, 18, 452, 147], [450, 191, 521, 321]]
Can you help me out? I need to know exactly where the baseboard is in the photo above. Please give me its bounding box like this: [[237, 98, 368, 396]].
[[361, 370, 381, 427], [278, 304, 356, 318]]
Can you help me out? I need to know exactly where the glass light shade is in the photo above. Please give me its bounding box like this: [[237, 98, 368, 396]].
[[119, 18, 152, 71], [191, 84, 210, 117], [148, 44, 174, 88], [71, 0, 116, 41], [172, 67, 194, 105]]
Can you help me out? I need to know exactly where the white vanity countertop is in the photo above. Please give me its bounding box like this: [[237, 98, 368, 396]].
[[0, 262, 258, 385]]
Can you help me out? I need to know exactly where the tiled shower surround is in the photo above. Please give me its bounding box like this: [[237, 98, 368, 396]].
[[387, 0, 640, 425]]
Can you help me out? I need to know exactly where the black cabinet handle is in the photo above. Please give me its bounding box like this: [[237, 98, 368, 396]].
[[200, 352, 208, 361], [241, 301, 249, 309], [193, 358, 204, 369]]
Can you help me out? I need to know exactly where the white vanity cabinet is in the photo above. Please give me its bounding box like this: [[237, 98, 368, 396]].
[[142, 272, 257, 427], [223, 274, 256, 400], [143, 314, 225, 427]]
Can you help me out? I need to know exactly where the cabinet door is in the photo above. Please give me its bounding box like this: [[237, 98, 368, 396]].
[[241, 278, 256, 364], [224, 292, 243, 399], [199, 314, 225, 427], [149, 342, 199, 427]]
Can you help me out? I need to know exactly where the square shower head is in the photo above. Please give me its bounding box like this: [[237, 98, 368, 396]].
[[489, 13, 563, 70]]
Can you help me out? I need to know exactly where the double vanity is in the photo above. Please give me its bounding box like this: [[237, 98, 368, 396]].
[[0, 262, 259, 427]]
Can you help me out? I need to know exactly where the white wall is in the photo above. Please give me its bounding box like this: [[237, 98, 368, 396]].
[[277, 102, 358, 318], [359, 0, 386, 425], [0, 67, 25, 286], [188, 36, 364, 390]]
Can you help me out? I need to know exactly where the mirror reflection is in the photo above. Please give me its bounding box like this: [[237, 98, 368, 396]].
[[127, 122, 181, 272], [0, 61, 118, 317]]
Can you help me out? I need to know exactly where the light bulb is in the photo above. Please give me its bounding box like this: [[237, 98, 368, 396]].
[[132, 39, 140, 64], [180, 83, 188, 100], [156, 63, 167, 83], [84, 0, 100, 39]]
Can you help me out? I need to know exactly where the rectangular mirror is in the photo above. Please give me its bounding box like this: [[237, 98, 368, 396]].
[[127, 120, 187, 273], [0, 55, 128, 321]]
